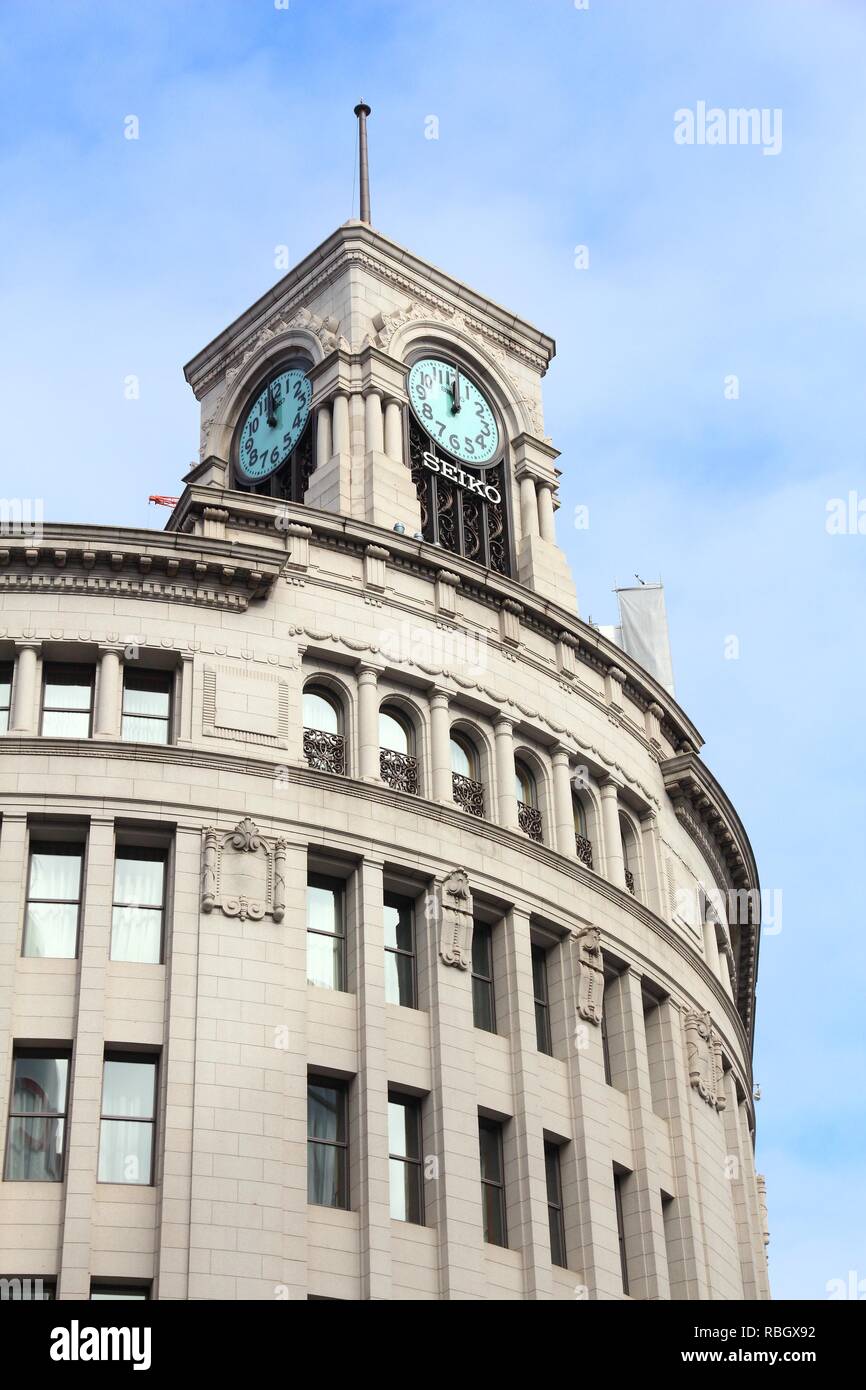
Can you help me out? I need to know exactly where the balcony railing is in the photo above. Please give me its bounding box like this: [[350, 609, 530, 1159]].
[[518, 801, 543, 843], [575, 834, 594, 869], [452, 772, 484, 817], [380, 748, 419, 794], [303, 728, 346, 775], [625, 868, 636, 896]]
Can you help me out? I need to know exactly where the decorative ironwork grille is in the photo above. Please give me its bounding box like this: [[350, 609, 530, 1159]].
[[408, 417, 512, 576], [518, 801, 543, 842], [452, 772, 484, 818], [303, 728, 346, 775], [380, 748, 419, 794], [236, 418, 314, 501], [575, 834, 594, 869], [625, 868, 636, 896]]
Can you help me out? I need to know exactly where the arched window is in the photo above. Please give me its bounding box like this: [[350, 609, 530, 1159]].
[[303, 686, 345, 774], [379, 707, 418, 794], [619, 813, 638, 896], [451, 732, 484, 817], [515, 760, 543, 843], [573, 795, 593, 869]]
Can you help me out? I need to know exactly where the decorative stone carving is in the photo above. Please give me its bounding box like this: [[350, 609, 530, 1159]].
[[436, 869, 474, 969], [684, 1008, 726, 1110], [756, 1174, 770, 1249], [573, 926, 604, 1025], [200, 819, 286, 924]]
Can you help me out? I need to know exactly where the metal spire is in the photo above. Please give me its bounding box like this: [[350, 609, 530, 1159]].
[[353, 101, 372, 224]]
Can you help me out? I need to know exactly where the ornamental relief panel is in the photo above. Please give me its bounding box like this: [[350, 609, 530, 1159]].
[[435, 868, 474, 969], [573, 926, 605, 1025], [684, 1008, 726, 1111], [200, 818, 286, 923]]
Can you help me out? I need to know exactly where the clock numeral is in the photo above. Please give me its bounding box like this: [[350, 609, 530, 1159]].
[[250, 416, 260, 434], [434, 421, 446, 438], [421, 404, 434, 421], [270, 447, 280, 465], [464, 437, 475, 455], [449, 433, 460, 452]]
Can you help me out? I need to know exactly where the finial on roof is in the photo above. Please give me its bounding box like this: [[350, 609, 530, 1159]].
[[353, 101, 372, 224]]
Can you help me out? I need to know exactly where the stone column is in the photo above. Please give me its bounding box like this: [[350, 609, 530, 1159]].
[[315, 404, 332, 470], [537, 482, 556, 543], [364, 391, 384, 455], [702, 918, 721, 976], [519, 473, 539, 539], [616, 969, 671, 1300], [639, 810, 665, 916], [57, 817, 114, 1299], [384, 400, 403, 463], [599, 777, 627, 889], [356, 859, 392, 1300], [9, 642, 40, 734], [430, 688, 452, 805], [0, 814, 27, 1153], [551, 745, 576, 858], [332, 392, 350, 455], [654, 999, 711, 1298], [94, 647, 122, 739], [494, 717, 519, 830], [358, 665, 381, 782]]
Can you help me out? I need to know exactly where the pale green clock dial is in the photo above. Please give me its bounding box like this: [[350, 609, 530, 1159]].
[[407, 357, 499, 467]]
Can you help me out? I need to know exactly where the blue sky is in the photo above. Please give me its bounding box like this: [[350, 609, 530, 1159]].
[[1, 0, 864, 1300]]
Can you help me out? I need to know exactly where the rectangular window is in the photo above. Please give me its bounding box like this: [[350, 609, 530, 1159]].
[[614, 1170, 630, 1295], [306, 877, 346, 991], [4, 1050, 70, 1181], [0, 1277, 55, 1300], [601, 1008, 613, 1086], [22, 843, 83, 958], [98, 1054, 157, 1185], [471, 922, 496, 1033], [122, 669, 173, 744], [40, 664, 94, 737], [532, 943, 552, 1055], [307, 1077, 348, 1209], [0, 663, 12, 732], [479, 1116, 507, 1247], [111, 849, 166, 964], [90, 1282, 150, 1300], [384, 895, 417, 1008], [388, 1094, 423, 1224], [544, 1141, 567, 1268]]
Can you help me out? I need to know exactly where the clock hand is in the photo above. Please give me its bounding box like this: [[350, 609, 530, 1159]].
[[450, 363, 461, 415], [266, 381, 278, 427]]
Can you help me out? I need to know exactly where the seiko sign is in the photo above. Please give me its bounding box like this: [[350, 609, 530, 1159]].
[[420, 450, 501, 504]]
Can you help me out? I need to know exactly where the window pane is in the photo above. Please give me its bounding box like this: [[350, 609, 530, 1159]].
[[29, 849, 82, 900], [388, 1099, 420, 1159], [303, 691, 338, 734], [379, 711, 409, 754], [308, 1083, 345, 1143], [544, 1143, 561, 1205], [122, 681, 171, 718], [5, 1117, 66, 1180], [479, 1122, 503, 1184], [307, 1140, 346, 1208], [44, 674, 92, 709], [102, 1060, 156, 1119], [41, 710, 90, 736], [91, 1288, 149, 1300], [98, 1119, 152, 1184], [531, 946, 548, 1003], [482, 1182, 506, 1247], [0, 707, 8, 733], [12, 1056, 68, 1114], [0, 669, 11, 709], [122, 714, 169, 743], [23, 902, 78, 958], [535, 1000, 552, 1055], [472, 976, 495, 1033], [548, 1205, 566, 1268], [384, 951, 415, 1007], [450, 737, 472, 777], [114, 854, 164, 907], [389, 1157, 422, 1224], [110, 907, 162, 964], [307, 931, 343, 990], [383, 900, 413, 952], [307, 883, 341, 935], [471, 924, 491, 977]]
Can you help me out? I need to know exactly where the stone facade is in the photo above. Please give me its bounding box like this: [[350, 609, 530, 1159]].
[[0, 220, 768, 1300]]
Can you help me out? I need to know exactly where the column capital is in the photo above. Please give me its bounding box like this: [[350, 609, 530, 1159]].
[[599, 773, 624, 794], [493, 714, 515, 734], [551, 742, 575, 765], [13, 639, 41, 652], [356, 661, 384, 680], [430, 686, 451, 709]]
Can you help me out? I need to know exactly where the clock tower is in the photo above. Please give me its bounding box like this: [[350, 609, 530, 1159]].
[[180, 112, 578, 613]]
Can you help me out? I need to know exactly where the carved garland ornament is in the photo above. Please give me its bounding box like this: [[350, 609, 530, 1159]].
[[683, 1008, 726, 1111], [201, 818, 286, 923], [436, 868, 474, 969], [573, 926, 605, 1025]]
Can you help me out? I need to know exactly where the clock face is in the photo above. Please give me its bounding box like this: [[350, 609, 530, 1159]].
[[236, 367, 312, 482], [407, 357, 499, 467]]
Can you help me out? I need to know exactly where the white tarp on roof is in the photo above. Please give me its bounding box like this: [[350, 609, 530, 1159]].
[[615, 584, 675, 696]]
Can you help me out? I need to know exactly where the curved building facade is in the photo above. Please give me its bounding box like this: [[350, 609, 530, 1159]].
[[0, 220, 768, 1300]]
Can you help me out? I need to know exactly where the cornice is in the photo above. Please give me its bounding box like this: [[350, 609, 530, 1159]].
[[0, 736, 752, 1070]]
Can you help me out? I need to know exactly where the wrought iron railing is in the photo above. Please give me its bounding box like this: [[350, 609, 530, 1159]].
[[452, 772, 484, 817], [625, 868, 636, 896], [518, 800, 543, 843], [380, 748, 419, 794], [303, 728, 345, 775], [575, 834, 594, 869]]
